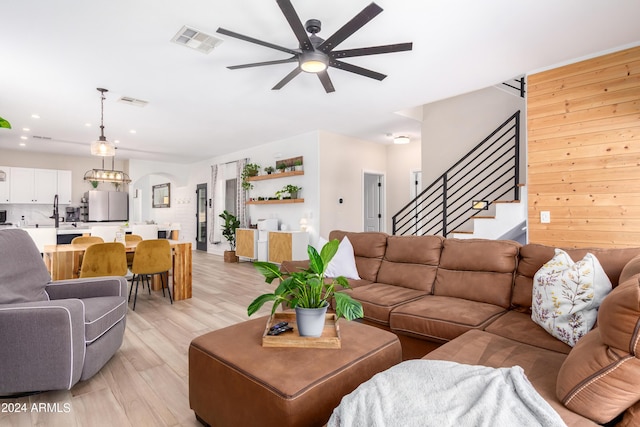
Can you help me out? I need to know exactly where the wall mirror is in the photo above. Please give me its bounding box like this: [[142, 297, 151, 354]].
[[152, 183, 171, 208]]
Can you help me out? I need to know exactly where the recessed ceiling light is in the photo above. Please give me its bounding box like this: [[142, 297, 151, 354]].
[[22, 127, 30, 132], [114, 140, 120, 144], [31, 114, 40, 119], [171, 25, 223, 54], [393, 136, 410, 145], [19, 142, 26, 147], [129, 130, 136, 134], [20, 136, 28, 140], [85, 123, 91, 127]]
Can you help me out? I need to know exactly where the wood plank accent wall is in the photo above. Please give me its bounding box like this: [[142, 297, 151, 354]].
[[527, 45, 640, 248]]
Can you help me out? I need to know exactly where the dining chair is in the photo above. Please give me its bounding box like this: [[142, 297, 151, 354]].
[[90, 226, 121, 243], [131, 224, 159, 240], [129, 239, 172, 310], [124, 234, 142, 269], [79, 242, 128, 278], [71, 236, 104, 276]]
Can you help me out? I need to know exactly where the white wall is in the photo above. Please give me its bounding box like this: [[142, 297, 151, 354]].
[[385, 140, 422, 232], [131, 131, 321, 254], [318, 131, 387, 238], [421, 86, 525, 186]]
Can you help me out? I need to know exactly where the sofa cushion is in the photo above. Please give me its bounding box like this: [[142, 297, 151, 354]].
[[0, 229, 51, 304], [329, 230, 387, 282], [531, 249, 612, 347], [423, 330, 597, 426], [345, 284, 427, 326], [433, 238, 520, 308], [619, 254, 640, 284], [318, 236, 360, 280], [81, 296, 128, 343], [485, 311, 572, 354], [375, 235, 443, 292], [389, 295, 506, 342], [513, 244, 640, 312], [556, 278, 640, 424]]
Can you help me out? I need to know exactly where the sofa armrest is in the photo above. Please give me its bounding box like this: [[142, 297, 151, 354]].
[[0, 299, 85, 393], [45, 276, 128, 300], [280, 260, 310, 274]]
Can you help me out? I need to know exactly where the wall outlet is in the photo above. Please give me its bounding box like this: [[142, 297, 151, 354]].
[[540, 211, 551, 223]]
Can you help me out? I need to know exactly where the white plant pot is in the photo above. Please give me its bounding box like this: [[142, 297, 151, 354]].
[[295, 304, 329, 337]]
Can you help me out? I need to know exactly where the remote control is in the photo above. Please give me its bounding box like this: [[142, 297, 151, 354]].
[[269, 321, 288, 331], [267, 325, 294, 336]]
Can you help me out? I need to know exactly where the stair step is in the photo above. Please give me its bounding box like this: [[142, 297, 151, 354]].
[[451, 230, 473, 234], [493, 200, 520, 204], [471, 215, 496, 220]]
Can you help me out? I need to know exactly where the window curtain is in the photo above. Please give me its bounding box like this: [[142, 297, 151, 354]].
[[209, 164, 220, 244], [236, 158, 248, 228]]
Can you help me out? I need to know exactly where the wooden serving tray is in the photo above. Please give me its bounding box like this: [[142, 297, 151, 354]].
[[262, 312, 341, 349]]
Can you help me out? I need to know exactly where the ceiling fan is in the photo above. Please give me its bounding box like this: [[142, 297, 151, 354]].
[[216, 0, 413, 93]]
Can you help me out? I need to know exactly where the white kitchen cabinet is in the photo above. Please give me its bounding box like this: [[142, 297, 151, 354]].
[[57, 170, 72, 204], [0, 166, 10, 203], [10, 167, 58, 204]]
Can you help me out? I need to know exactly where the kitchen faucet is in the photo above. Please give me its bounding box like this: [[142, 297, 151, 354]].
[[50, 194, 59, 228]]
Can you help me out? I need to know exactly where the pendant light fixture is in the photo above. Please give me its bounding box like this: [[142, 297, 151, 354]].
[[90, 88, 116, 156]]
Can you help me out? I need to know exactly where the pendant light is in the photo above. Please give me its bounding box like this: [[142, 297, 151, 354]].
[[90, 88, 116, 156]]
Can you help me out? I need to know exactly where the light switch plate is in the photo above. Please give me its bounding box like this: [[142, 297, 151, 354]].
[[540, 211, 551, 223]]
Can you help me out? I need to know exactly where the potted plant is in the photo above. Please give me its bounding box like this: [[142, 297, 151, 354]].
[[276, 184, 301, 199], [293, 159, 303, 171], [248, 239, 363, 337], [90, 180, 99, 189], [276, 163, 287, 173], [264, 166, 275, 175], [219, 210, 240, 263], [241, 163, 260, 190]]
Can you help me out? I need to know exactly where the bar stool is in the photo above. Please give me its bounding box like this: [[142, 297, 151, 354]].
[[79, 242, 128, 278], [129, 239, 173, 310]]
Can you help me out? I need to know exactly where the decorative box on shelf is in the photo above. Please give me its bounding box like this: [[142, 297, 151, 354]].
[[262, 312, 341, 349]]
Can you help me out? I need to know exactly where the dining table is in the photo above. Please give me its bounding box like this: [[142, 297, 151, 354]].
[[42, 240, 193, 300]]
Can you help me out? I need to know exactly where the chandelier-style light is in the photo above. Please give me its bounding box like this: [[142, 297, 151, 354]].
[[84, 153, 132, 185], [90, 88, 116, 156]]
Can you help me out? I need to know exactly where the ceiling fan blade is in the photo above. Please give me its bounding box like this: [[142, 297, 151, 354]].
[[331, 42, 413, 59], [319, 2, 383, 53], [276, 0, 313, 51], [317, 71, 335, 93], [216, 27, 299, 56], [228, 57, 297, 70], [330, 59, 386, 81], [272, 67, 303, 90]]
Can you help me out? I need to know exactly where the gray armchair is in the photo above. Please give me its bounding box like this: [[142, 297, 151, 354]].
[[0, 229, 128, 395]]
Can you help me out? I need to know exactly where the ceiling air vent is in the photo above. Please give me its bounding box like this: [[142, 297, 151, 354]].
[[171, 26, 223, 54], [118, 96, 149, 107], [32, 135, 52, 140]]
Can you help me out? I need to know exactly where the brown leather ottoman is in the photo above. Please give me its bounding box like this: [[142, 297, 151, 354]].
[[189, 316, 402, 427]]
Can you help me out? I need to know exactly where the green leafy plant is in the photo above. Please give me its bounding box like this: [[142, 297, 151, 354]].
[[276, 163, 287, 172], [90, 180, 99, 189], [0, 116, 11, 129], [264, 166, 275, 174], [248, 239, 364, 321], [276, 184, 301, 199], [219, 210, 240, 250], [241, 163, 260, 190]]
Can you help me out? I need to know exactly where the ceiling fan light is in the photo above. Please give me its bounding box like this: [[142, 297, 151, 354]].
[[394, 136, 410, 145], [300, 51, 328, 73]]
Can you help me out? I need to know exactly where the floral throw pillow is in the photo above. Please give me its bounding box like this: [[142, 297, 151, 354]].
[[531, 249, 612, 347]]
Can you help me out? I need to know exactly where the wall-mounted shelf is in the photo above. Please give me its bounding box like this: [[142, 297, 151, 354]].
[[247, 198, 304, 205], [247, 170, 303, 182]]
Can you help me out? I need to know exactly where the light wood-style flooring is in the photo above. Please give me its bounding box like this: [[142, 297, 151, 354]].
[[1, 252, 274, 427]]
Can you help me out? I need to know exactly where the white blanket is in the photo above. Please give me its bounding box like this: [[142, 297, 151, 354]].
[[328, 360, 567, 427]]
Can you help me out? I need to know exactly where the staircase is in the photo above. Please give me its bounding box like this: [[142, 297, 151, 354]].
[[392, 111, 523, 239], [451, 185, 527, 243]]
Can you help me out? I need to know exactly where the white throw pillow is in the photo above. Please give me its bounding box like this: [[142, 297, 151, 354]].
[[317, 236, 361, 280], [531, 249, 612, 347]]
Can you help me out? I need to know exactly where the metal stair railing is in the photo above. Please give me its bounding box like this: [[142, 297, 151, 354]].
[[392, 111, 520, 237]]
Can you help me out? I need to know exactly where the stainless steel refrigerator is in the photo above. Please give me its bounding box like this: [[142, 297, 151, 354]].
[[85, 190, 129, 222]]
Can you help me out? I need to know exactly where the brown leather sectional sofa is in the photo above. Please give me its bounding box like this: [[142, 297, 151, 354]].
[[283, 230, 640, 426]]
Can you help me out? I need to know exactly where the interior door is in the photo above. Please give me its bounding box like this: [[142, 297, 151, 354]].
[[363, 173, 383, 232], [196, 183, 207, 251]]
